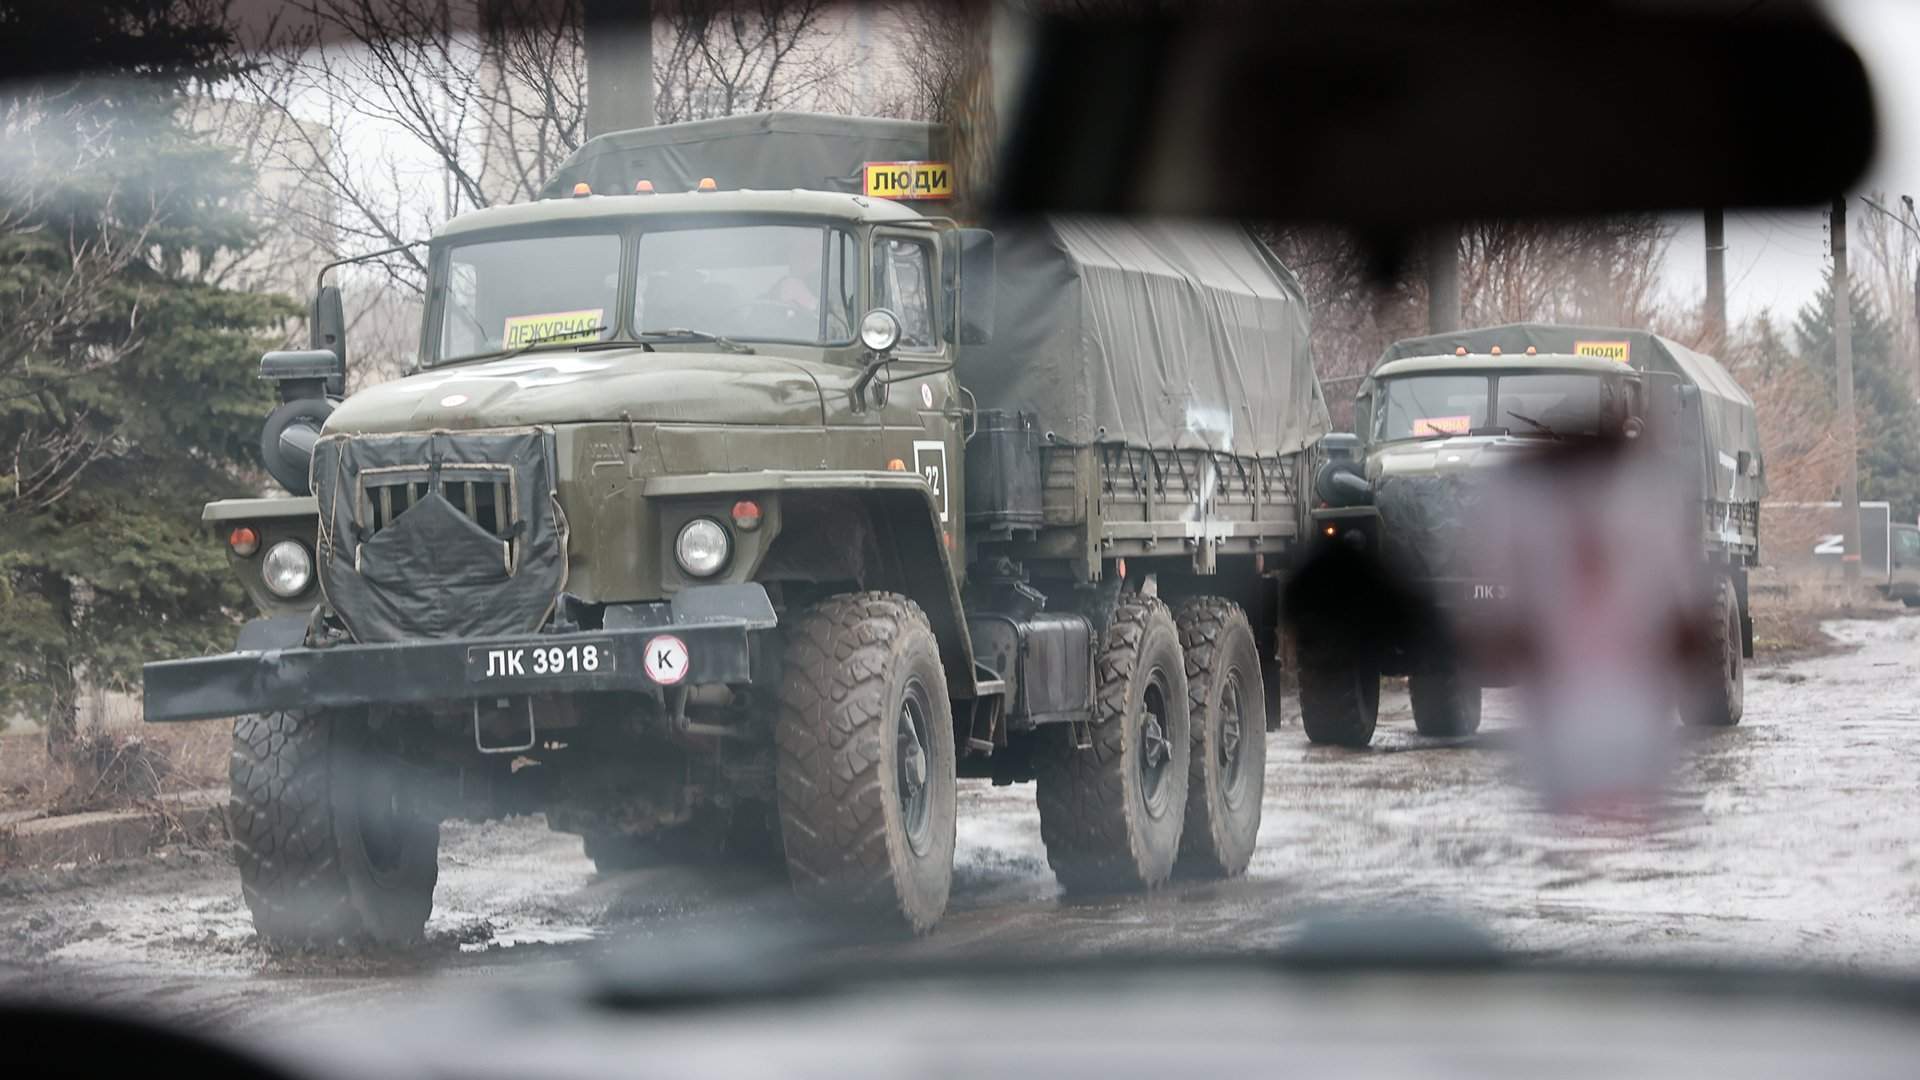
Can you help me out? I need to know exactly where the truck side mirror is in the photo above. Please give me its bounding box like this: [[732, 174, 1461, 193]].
[[1353, 392, 1373, 439], [944, 228, 995, 346], [310, 285, 348, 395]]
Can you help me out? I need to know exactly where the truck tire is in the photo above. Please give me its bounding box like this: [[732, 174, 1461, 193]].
[[1037, 596, 1192, 894], [1174, 599, 1266, 879], [774, 592, 956, 933], [1409, 672, 1482, 737], [229, 709, 440, 947], [1682, 575, 1744, 728], [1297, 642, 1380, 748]]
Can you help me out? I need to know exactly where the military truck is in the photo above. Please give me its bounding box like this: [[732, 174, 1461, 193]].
[[142, 113, 1328, 942], [1295, 323, 1763, 746]]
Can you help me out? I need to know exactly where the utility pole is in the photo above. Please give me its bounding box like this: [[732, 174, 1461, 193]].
[[1426, 226, 1460, 333], [1907, 195, 1920, 398], [1704, 208, 1726, 346], [584, 0, 654, 138], [1832, 197, 1863, 601]]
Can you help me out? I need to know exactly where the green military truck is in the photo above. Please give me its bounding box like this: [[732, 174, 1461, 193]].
[[143, 113, 1328, 942], [1296, 323, 1763, 746]]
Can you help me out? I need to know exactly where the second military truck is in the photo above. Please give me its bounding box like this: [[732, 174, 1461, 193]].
[[142, 113, 1329, 942], [1296, 323, 1764, 746]]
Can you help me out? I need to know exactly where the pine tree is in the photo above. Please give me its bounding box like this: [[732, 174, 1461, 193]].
[[0, 2, 297, 742], [1793, 270, 1920, 524]]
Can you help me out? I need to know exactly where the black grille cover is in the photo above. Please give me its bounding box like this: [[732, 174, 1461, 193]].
[[311, 428, 568, 642], [1374, 472, 1488, 582]]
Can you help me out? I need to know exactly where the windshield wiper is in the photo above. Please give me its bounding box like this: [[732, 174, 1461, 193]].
[[1505, 410, 1561, 439], [436, 325, 626, 367], [637, 327, 755, 354]]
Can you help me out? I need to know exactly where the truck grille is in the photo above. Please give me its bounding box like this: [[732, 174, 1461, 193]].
[[361, 474, 515, 541]]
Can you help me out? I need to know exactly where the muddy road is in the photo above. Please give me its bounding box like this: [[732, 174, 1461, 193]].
[[4, 614, 1917, 1030]]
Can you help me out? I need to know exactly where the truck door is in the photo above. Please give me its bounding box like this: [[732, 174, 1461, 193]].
[[872, 228, 965, 574]]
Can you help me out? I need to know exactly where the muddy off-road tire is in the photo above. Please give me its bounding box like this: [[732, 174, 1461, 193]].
[[774, 592, 956, 933], [1682, 575, 1745, 728], [1174, 599, 1267, 879], [1037, 596, 1191, 894], [229, 709, 439, 947], [1410, 672, 1483, 737], [1297, 640, 1380, 748]]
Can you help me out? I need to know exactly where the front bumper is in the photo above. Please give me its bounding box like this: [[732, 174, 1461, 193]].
[[143, 586, 779, 723]]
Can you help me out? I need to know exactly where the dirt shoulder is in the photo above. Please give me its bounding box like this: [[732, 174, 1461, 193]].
[[1748, 586, 1907, 665]]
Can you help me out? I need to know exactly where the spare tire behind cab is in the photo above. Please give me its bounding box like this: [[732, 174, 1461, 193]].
[[261, 397, 335, 496]]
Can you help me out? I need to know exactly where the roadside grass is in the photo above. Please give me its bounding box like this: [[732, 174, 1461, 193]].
[[1748, 571, 1905, 664]]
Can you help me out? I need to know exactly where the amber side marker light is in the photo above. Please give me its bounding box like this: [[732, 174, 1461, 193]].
[[229, 527, 260, 557], [696, 177, 718, 191], [731, 499, 763, 531], [887, 458, 907, 471], [635, 180, 655, 194], [1454, 346, 1468, 356]]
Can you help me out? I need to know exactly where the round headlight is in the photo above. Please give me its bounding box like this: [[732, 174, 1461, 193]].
[[262, 540, 314, 598], [675, 518, 731, 578], [860, 308, 902, 353]]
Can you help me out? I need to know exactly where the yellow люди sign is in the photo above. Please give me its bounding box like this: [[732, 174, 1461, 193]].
[[862, 161, 954, 201], [502, 309, 606, 347], [1573, 340, 1632, 364]]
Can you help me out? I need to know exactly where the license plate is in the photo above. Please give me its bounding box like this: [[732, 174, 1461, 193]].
[[466, 639, 614, 681], [1466, 583, 1510, 602]]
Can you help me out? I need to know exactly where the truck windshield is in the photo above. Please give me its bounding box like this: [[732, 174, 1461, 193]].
[[436, 233, 622, 361], [1377, 372, 1613, 439], [635, 224, 857, 346]]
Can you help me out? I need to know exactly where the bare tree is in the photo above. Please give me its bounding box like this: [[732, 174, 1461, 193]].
[[222, 0, 873, 383], [653, 0, 848, 123], [1264, 217, 1673, 429], [1852, 192, 1920, 396]]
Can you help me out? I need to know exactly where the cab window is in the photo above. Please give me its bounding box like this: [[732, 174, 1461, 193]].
[[873, 236, 936, 350], [1376, 375, 1491, 440], [435, 233, 621, 361], [1897, 528, 1920, 562]]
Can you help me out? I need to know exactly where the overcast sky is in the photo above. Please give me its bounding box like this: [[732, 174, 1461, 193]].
[[1660, 0, 1920, 325]]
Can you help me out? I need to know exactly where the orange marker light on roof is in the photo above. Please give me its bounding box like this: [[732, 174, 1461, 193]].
[[572, 182, 592, 196], [887, 458, 907, 471], [634, 179, 655, 194], [697, 177, 717, 191], [1455, 346, 1468, 356], [1526, 346, 1537, 355], [1490, 346, 1503, 356]]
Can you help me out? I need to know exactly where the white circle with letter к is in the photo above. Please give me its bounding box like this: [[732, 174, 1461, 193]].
[[644, 635, 689, 685]]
